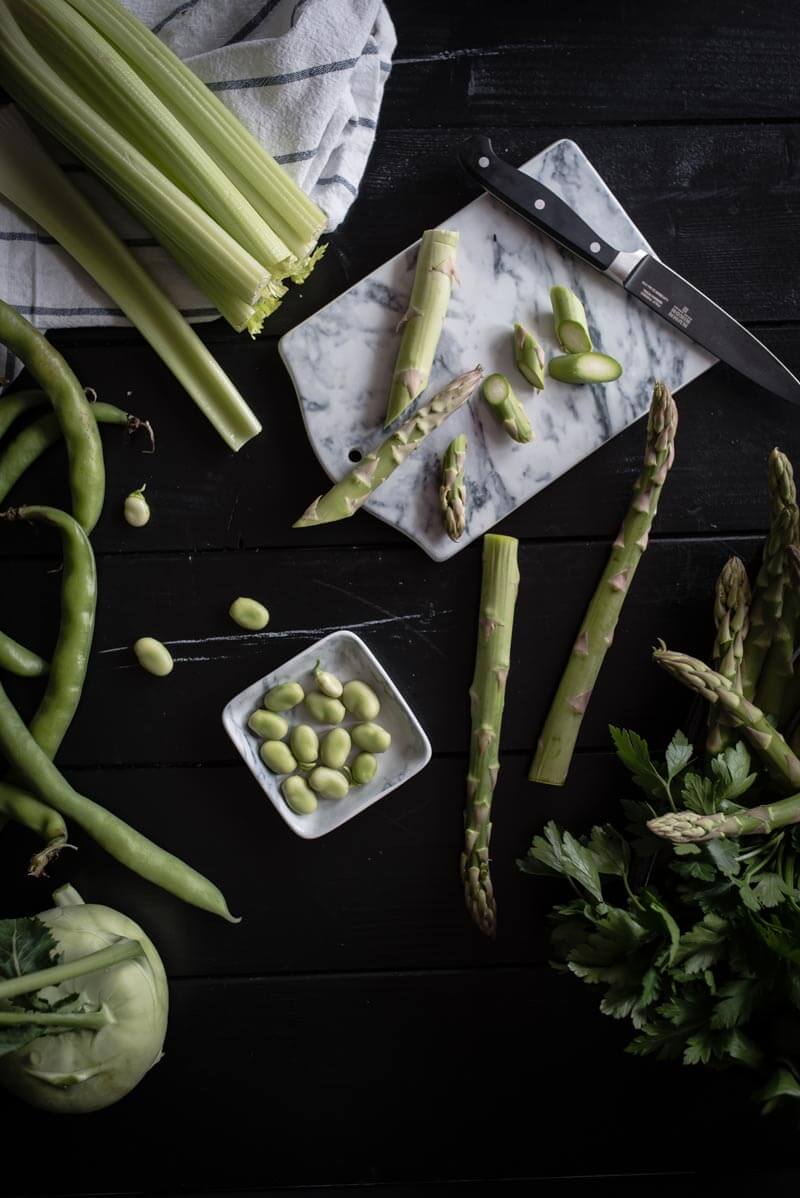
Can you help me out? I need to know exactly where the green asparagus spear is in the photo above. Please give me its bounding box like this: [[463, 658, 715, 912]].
[[550, 285, 592, 353], [648, 795, 800, 844], [513, 322, 545, 389], [294, 366, 482, 528], [740, 449, 799, 699], [439, 433, 468, 542], [384, 229, 459, 427], [757, 542, 800, 726], [653, 645, 800, 790], [530, 381, 678, 787], [707, 556, 751, 755], [482, 373, 533, 444], [462, 533, 520, 937]]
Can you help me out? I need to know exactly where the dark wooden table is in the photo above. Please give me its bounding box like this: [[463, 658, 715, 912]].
[[3, 2, 800, 1193]]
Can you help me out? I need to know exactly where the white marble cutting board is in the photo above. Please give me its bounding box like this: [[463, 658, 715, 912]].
[[280, 139, 715, 561]]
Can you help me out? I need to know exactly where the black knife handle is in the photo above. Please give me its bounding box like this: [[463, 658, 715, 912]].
[[458, 135, 618, 272]]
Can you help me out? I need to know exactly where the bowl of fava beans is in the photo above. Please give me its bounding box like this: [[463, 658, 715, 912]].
[[222, 630, 432, 838]]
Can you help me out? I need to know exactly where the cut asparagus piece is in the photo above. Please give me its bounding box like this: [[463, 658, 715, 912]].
[[294, 366, 482, 528], [741, 448, 799, 699], [439, 433, 468, 542], [550, 285, 592, 353], [548, 352, 622, 384], [653, 645, 800, 790], [530, 381, 678, 787], [707, 556, 751, 754], [462, 534, 520, 938], [482, 373, 533, 444], [648, 795, 800, 843], [513, 322, 545, 389], [384, 229, 459, 427]]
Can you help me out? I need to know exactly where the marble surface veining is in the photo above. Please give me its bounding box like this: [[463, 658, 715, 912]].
[[280, 139, 716, 561]]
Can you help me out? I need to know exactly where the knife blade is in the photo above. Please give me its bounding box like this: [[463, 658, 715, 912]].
[[458, 134, 800, 407]]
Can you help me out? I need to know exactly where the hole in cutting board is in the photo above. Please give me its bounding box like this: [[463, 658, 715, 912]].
[[348, 448, 363, 463]]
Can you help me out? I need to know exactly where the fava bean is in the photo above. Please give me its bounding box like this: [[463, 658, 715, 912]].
[[229, 596, 269, 631], [320, 727, 351, 769], [247, 709, 288, 740], [260, 740, 297, 774], [351, 752, 378, 784], [290, 724, 319, 765], [124, 486, 150, 527], [341, 679, 381, 720], [282, 775, 318, 815], [304, 691, 346, 724], [264, 681, 304, 712], [133, 637, 173, 677], [308, 766, 350, 800], [352, 723, 391, 753], [313, 661, 343, 698]]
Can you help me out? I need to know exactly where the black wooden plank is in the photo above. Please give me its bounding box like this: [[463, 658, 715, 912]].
[[0, 968, 788, 1197], [383, 0, 800, 127], [0, 534, 760, 766], [0, 751, 633, 977]]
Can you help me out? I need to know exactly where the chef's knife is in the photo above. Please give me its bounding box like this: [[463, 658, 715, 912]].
[[459, 135, 800, 406]]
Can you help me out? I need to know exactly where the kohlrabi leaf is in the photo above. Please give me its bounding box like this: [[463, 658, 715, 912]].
[[0, 917, 58, 982]]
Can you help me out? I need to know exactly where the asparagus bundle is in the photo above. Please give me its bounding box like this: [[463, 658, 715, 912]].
[[706, 556, 751, 755], [384, 229, 459, 427], [530, 381, 678, 787], [439, 434, 468, 542], [294, 367, 482, 528], [461, 534, 520, 937], [740, 449, 799, 699], [653, 646, 800, 790]]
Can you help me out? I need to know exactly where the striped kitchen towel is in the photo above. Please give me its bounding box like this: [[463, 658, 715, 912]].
[[0, 0, 396, 386]]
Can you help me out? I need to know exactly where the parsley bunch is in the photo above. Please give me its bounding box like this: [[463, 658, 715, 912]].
[[519, 728, 800, 1115]]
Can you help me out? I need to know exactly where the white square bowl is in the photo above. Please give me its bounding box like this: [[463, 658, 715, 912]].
[[221, 630, 432, 838]]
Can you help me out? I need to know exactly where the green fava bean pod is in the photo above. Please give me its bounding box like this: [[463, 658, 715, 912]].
[[351, 723, 392, 753], [133, 637, 173, 677], [351, 752, 378, 785], [320, 727, 351, 769], [263, 681, 304, 712], [282, 775, 318, 815], [290, 724, 319, 766], [260, 740, 297, 774], [341, 680, 381, 720], [0, 388, 47, 440], [0, 299, 104, 533], [247, 709, 288, 740], [308, 767, 350, 800], [0, 628, 48, 679], [313, 661, 343, 698], [229, 596, 269, 631], [304, 691, 346, 724]]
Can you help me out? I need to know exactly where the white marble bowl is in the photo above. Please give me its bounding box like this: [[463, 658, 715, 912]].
[[222, 630, 432, 838]]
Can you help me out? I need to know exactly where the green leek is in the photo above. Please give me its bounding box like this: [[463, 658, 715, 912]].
[[0, 106, 261, 451]]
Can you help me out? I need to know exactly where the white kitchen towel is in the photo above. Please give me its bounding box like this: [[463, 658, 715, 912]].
[[0, 0, 396, 385]]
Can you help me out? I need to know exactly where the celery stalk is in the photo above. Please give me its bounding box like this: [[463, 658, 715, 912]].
[[63, 0, 327, 271], [0, 107, 261, 451], [16, 0, 296, 282], [0, 2, 271, 319]]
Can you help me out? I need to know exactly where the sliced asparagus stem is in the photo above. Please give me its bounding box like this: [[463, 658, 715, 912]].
[[741, 448, 799, 699], [530, 381, 678, 787], [294, 366, 482, 528], [653, 646, 800, 790], [439, 433, 468, 542], [648, 795, 800, 844], [550, 285, 592, 353], [462, 534, 520, 938], [513, 322, 545, 389], [482, 373, 533, 444], [384, 229, 459, 427], [758, 542, 800, 726], [0, 938, 142, 1002], [707, 556, 751, 755], [548, 352, 622, 384]]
